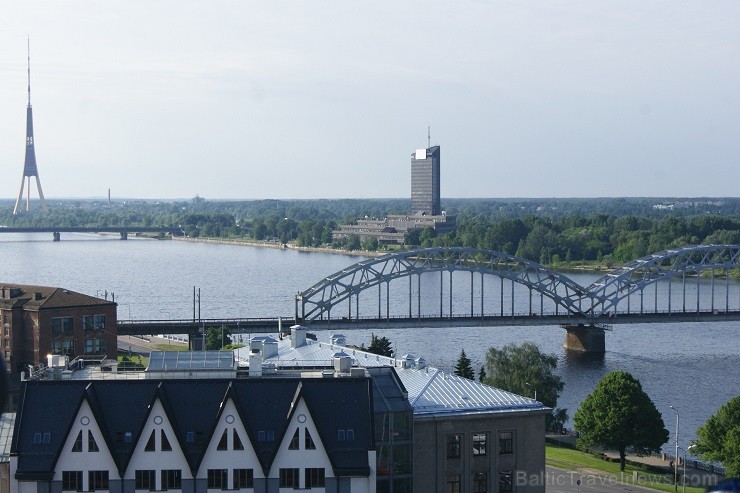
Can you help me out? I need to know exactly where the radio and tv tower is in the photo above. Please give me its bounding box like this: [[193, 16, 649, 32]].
[[13, 39, 48, 214]]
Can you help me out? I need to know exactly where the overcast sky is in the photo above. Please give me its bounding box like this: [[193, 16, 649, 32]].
[[1, 1, 738, 200]]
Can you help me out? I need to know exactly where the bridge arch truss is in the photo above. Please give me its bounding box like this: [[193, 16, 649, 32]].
[[296, 245, 740, 324], [296, 247, 590, 322], [586, 244, 740, 317]]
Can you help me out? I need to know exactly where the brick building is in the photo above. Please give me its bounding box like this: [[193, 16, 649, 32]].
[[0, 284, 117, 373]]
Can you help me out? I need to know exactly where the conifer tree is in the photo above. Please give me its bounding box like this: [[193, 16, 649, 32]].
[[454, 349, 475, 379]]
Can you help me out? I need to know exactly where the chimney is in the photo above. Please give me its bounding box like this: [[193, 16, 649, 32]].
[[34, 292, 43, 301], [290, 325, 307, 348], [249, 349, 263, 377], [333, 352, 351, 374]]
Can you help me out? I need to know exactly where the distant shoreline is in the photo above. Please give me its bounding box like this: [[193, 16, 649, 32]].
[[172, 236, 385, 257]]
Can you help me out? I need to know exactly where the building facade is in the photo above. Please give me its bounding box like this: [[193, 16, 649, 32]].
[[238, 328, 550, 493], [11, 377, 377, 493], [410, 146, 440, 216], [0, 285, 117, 373]]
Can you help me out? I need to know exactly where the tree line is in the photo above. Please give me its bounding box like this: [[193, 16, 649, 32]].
[[1, 197, 738, 265]]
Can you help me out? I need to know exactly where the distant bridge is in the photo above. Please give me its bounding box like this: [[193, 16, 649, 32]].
[[118, 244, 739, 353], [0, 226, 181, 240]]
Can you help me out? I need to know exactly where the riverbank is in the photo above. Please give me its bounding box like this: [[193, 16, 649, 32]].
[[172, 236, 386, 257]]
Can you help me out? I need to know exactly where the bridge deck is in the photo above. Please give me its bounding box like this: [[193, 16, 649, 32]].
[[116, 310, 740, 335]]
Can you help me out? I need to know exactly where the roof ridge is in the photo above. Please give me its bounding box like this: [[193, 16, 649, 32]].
[[410, 368, 442, 407]]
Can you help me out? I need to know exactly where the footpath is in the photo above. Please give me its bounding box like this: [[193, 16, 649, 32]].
[[547, 433, 724, 489]]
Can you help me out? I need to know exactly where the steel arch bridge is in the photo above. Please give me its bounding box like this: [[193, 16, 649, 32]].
[[295, 244, 740, 323]]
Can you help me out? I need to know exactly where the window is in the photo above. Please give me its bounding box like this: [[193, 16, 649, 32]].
[[445, 474, 461, 493], [257, 430, 265, 441], [62, 471, 83, 491], [499, 431, 514, 455], [161, 470, 181, 490], [289, 428, 300, 450], [233, 469, 254, 488], [473, 433, 487, 456], [499, 471, 513, 493], [124, 432, 133, 443], [145, 430, 156, 451], [43, 432, 51, 444], [446, 434, 461, 458], [207, 469, 228, 489], [186, 431, 194, 443], [135, 470, 155, 490], [473, 472, 487, 493], [232, 429, 243, 450], [161, 430, 172, 451], [337, 429, 346, 441], [71, 430, 83, 452], [305, 468, 325, 487], [279, 468, 299, 488], [88, 431, 99, 452], [346, 429, 355, 440], [84, 315, 106, 330], [305, 428, 316, 449], [3, 326, 9, 336], [52, 317, 74, 336], [3, 314, 10, 324], [89, 470, 109, 491], [266, 430, 274, 441], [217, 429, 228, 450], [33, 432, 41, 444]]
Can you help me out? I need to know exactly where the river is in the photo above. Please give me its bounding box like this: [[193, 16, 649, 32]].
[[2, 233, 738, 453]]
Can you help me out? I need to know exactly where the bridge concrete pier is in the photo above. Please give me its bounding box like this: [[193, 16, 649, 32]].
[[52, 232, 60, 241], [120, 231, 128, 240], [563, 324, 605, 353]]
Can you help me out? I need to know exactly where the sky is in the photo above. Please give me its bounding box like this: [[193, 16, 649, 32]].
[[0, 1, 738, 200]]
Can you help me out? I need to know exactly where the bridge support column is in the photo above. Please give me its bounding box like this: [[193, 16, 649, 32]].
[[120, 231, 128, 240], [563, 324, 605, 353], [189, 330, 204, 351], [52, 231, 60, 241]]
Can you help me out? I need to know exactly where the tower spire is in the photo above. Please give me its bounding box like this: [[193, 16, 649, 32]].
[[14, 38, 48, 214]]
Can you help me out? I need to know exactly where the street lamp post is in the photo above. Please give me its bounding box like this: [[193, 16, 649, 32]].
[[678, 447, 690, 493], [670, 406, 680, 492], [525, 382, 537, 401]]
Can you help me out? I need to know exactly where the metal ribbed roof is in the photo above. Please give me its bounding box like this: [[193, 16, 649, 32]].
[[241, 336, 546, 416]]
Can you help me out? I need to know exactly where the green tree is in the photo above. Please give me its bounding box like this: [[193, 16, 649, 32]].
[[573, 371, 668, 471], [367, 333, 393, 357], [478, 365, 487, 383], [692, 395, 740, 477], [454, 349, 474, 379], [204, 326, 232, 350], [483, 342, 564, 409]]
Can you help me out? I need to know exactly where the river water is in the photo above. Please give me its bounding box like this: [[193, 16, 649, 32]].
[[2, 233, 738, 453]]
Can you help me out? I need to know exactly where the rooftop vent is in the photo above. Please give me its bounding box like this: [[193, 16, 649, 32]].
[[333, 352, 351, 374], [330, 334, 346, 346], [290, 325, 307, 349]]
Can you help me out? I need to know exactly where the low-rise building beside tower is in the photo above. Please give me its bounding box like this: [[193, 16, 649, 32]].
[[332, 144, 456, 246]]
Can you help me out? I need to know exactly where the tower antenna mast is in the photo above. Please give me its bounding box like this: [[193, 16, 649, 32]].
[[427, 126, 431, 148], [13, 37, 49, 214]]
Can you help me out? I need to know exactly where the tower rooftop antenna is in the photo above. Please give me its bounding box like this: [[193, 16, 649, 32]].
[[427, 126, 431, 148], [27, 37, 31, 106]]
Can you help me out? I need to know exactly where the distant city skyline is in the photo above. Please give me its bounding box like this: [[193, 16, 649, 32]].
[[1, 2, 738, 200]]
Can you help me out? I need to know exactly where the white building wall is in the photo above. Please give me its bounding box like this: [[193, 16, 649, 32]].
[[52, 399, 118, 489], [196, 398, 265, 487], [271, 398, 335, 490], [123, 399, 193, 488]]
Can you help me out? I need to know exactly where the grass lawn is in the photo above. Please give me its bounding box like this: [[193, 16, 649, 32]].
[[546, 444, 705, 493]]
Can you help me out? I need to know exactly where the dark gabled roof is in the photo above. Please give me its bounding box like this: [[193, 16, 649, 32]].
[[11, 381, 89, 480], [157, 380, 231, 475], [85, 381, 160, 475], [0, 284, 114, 311], [298, 379, 374, 476], [229, 379, 299, 475], [11, 378, 375, 479]]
